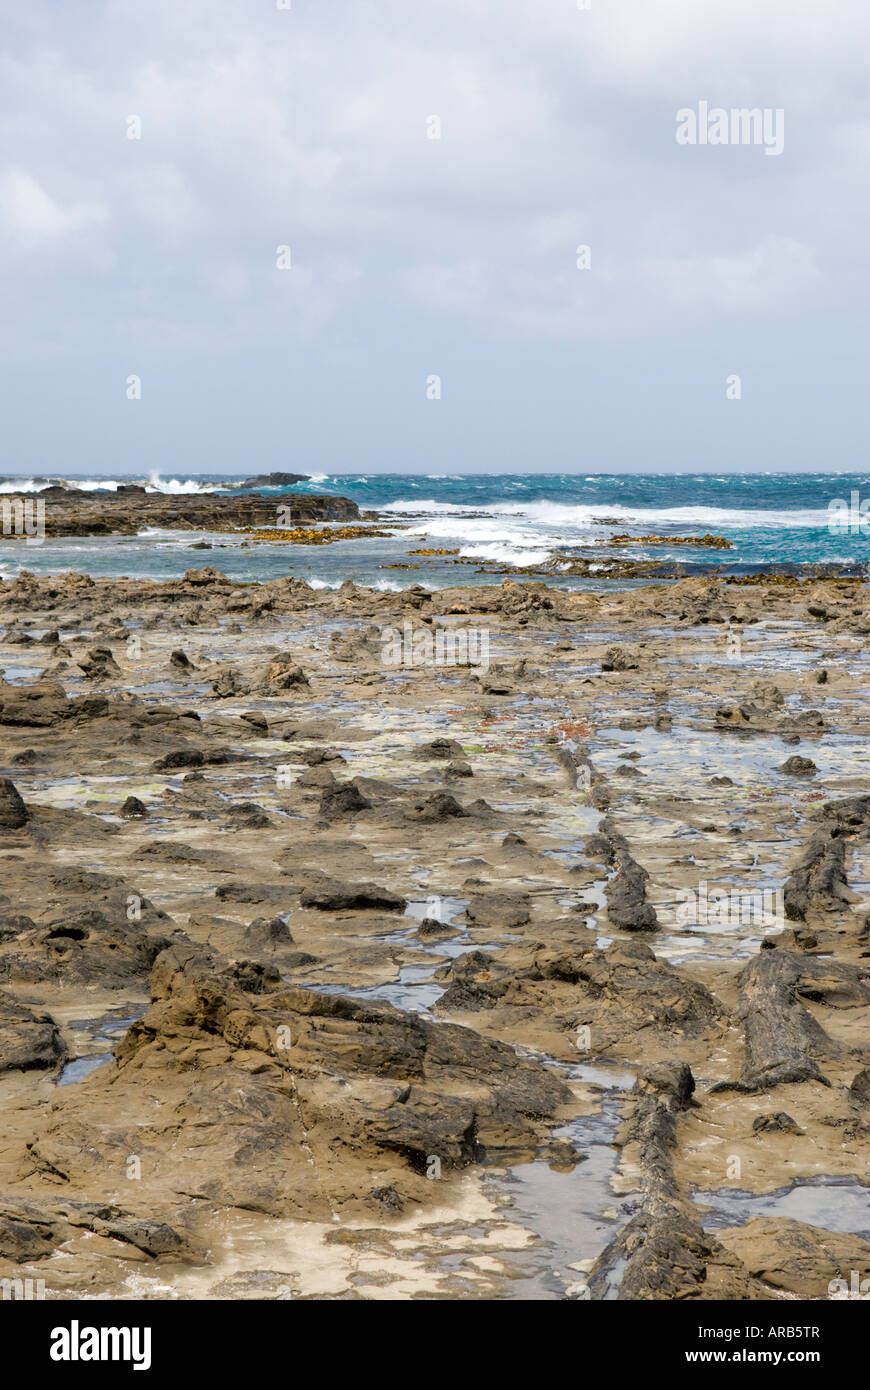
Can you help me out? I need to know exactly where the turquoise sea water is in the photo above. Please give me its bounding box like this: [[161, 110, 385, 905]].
[[1, 472, 868, 588]]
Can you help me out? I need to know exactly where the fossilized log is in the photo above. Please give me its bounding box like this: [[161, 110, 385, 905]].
[[587, 1063, 748, 1300], [711, 949, 870, 1093]]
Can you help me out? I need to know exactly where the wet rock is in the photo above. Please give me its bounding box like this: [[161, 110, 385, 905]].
[[329, 629, 380, 664], [435, 951, 511, 1011], [237, 472, 309, 488], [25, 942, 571, 1218], [601, 647, 640, 672], [258, 658, 309, 692], [67, 1211, 190, 1259], [296, 764, 337, 790], [604, 845, 658, 932], [225, 801, 272, 829], [779, 755, 816, 776], [588, 1063, 753, 1300], [10, 749, 39, 766], [783, 828, 851, 921], [637, 1060, 696, 1110], [412, 738, 465, 761], [465, 894, 531, 930], [78, 646, 121, 679], [416, 918, 460, 941], [170, 649, 195, 671], [0, 915, 37, 942], [184, 567, 228, 585], [299, 879, 406, 913], [0, 779, 28, 829], [784, 709, 825, 733], [0, 680, 69, 726], [293, 746, 345, 767], [584, 833, 615, 863], [848, 1068, 870, 1109], [244, 917, 294, 952], [477, 667, 515, 696], [0, 991, 66, 1073], [211, 669, 251, 698], [749, 681, 785, 708], [153, 749, 205, 771], [369, 1185, 403, 1213], [752, 1112, 803, 1135], [711, 950, 870, 1093], [215, 883, 290, 905], [715, 703, 760, 731], [0, 906, 172, 988], [318, 780, 372, 820], [814, 794, 870, 831], [0, 1204, 60, 1261], [568, 940, 721, 1040], [716, 1218, 870, 1299], [406, 791, 468, 823]]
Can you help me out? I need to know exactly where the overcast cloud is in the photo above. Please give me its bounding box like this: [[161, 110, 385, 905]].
[[0, 0, 867, 474]]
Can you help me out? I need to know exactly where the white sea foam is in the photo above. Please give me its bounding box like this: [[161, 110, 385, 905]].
[[460, 542, 551, 566], [0, 474, 216, 496], [146, 472, 211, 495], [383, 497, 831, 530], [0, 477, 122, 493]]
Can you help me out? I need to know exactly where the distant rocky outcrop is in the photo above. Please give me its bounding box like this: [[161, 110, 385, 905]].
[[234, 472, 310, 488], [17, 488, 357, 537]]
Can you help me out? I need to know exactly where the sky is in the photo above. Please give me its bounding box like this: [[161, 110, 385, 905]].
[[0, 0, 867, 476]]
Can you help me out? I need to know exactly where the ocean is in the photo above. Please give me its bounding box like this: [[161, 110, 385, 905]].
[[1, 471, 868, 589]]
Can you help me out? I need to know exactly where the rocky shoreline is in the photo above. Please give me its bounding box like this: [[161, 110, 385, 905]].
[[1, 567, 869, 1299], [6, 485, 360, 537]]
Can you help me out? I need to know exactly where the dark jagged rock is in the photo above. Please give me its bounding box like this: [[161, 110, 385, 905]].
[[237, 473, 309, 488], [22, 942, 572, 1219], [0, 991, 66, 1073], [0, 681, 69, 726], [752, 1112, 803, 1135], [0, 908, 172, 988], [412, 738, 465, 761], [77, 646, 121, 679], [244, 916, 295, 952], [318, 780, 372, 820], [435, 951, 511, 1012], [711, 949, 870, 1093], [0, 779, 28, 829], [406, 791, 468, 823], [603, 833, 658, 932], [26, 487, 357, 537], [587, 1064, 754, 1300], [779, 755, 816, 776], [257, 658, 309, 693], [299, 879, 406, 913], [601, 646, 640, 672]]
